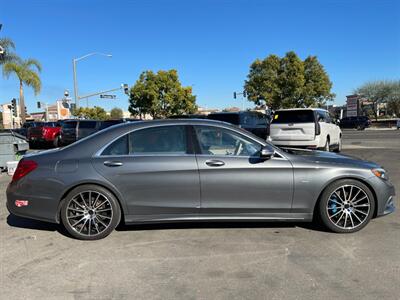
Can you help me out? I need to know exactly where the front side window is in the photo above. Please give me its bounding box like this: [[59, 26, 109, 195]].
[[100, 125, 187, 156], [195, 126, 261, 157]]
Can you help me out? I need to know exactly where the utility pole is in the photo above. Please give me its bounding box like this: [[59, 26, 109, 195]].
[[72, 52, 112, 109]]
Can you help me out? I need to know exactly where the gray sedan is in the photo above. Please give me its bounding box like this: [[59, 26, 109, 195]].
[[6, 119, 396, 240]]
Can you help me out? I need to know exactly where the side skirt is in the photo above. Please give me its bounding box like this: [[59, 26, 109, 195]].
[[124, 213, 313, 224]]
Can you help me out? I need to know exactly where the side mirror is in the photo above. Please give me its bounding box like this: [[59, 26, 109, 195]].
[[260, 145, 274, 159]]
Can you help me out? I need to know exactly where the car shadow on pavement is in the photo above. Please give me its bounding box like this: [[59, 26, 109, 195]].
[[6, 214, 71, 237], [116, 221, 329, 233]]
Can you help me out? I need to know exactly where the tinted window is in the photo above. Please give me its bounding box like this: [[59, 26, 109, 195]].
[[130, 125, 187, 154], [45, 122, 57, 127], [195, 126, 261, 157], [208, 113, 240, 125], [102, 134, 129, 156], [63, 121, 77, 129], [99, 120, 123, 130], [79, 121, 97, 129], [272, 110, 315, 124]]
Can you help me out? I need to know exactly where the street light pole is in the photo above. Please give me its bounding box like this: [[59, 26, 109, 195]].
[[72, 52, 112, 109], [72, 58, 78, 108]]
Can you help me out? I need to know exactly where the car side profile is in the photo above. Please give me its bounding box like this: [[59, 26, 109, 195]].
[[7, 119, 395, 240], [269, 108, 342, 151]]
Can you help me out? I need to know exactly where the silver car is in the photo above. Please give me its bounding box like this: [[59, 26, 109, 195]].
[[6, 119, 395, 240]]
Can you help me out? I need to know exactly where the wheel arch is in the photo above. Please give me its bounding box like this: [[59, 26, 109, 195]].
[[313, 176, 378, 219], [55, 181, 127, 223]]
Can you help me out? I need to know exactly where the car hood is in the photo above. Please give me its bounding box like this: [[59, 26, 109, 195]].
[[283, 148, 380, 169]]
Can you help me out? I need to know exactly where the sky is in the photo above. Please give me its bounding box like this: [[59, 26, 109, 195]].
[[1, 0, 399, 113]]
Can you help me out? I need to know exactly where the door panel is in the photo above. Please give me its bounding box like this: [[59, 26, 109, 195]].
[[93, 155, 200, 215], [193, 125, 293, 214], [196, 155, 293, 213], [92, 125, 200, 216]]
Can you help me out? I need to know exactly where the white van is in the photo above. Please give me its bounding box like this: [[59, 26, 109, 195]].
[[269, 108, 342, 152]]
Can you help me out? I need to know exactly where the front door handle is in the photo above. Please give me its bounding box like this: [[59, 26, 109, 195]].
[[103, 161, 123, 167], [205, 160, 225, 167]]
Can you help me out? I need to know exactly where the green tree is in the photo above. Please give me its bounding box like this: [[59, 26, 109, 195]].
[[0, 37, 17, 65], [245, 51, 334, 109], [129, 69, 197, 119], [2, 57, 42, 123], [110, 107, 123, 119], [355, 80, 399, 120], [72, 106, 108, 120]]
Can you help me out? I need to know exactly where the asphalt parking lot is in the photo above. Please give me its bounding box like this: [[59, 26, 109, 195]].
[[1, 129, 399, 300]]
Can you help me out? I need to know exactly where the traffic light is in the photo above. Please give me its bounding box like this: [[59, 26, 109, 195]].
[[122, 84, 129, 95], [233, 92, 237, 99], [37, 101, 41, 109], [243, 91, 247, 98], [70, 103, 76, 112], [24, 106, 28, 115], [11, 98, 17, 117]]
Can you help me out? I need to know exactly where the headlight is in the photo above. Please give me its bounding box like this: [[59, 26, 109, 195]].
[[372, 168, 388, 180]]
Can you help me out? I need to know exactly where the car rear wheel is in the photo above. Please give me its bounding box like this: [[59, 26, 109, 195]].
[[60, 185, 121, 240], [318, 179, 375, 233], [333, 137, 342, 153], [323, 138, 330, 151]]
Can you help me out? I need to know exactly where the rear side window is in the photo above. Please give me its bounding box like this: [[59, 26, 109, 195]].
[[130, 126, 186, 154], [101, 125, 187, 156], [102, 134, 129, 156], [79, 121, 97, 129], [63, 121, 77, 129], [272, 110, 315, 124]]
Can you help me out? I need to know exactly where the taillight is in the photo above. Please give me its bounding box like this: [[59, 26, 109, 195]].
[[12, 160, 38, 182]]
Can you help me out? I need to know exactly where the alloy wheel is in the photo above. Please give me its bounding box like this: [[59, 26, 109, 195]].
[[66, 191, 113, 237], [326, 185, 371, 230]]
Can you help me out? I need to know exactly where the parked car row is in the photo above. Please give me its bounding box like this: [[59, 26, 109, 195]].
[[171, 111, 270, 139], [15, 119, 140, 149]]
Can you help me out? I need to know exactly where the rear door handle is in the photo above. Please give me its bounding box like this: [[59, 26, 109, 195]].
[[103, 161, 123, 167], [205, 160, 225, 167]]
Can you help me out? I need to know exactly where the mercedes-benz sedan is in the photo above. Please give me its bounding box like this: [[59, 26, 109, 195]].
[[7, 120, 395, 240]]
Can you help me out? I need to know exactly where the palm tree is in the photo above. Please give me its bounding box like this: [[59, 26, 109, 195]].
[[2, 57, 42, 123], [0, 37, 17, 65]]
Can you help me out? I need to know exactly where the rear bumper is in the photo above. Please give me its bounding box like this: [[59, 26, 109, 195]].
[[6, 181, 60, 224], [270, 136, 322, 148]]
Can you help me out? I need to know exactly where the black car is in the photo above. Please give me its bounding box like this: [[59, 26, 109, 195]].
[[59, 120, 102, 146], [339, 116, 371, 130], [13, 121, 45, 138], [207, 111, 270, 139]]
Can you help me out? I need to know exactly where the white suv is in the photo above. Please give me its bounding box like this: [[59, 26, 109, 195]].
[[268, 108, 342, 152]]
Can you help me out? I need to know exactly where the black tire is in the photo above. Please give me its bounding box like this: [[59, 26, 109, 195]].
[[53, 136, 61, 148], [60, 184, 121, 240], [333, 137, 342, 153], [317, 179, 375, 233], [323, 137, 330, 152]]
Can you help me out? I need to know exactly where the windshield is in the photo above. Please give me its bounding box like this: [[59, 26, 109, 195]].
[[272, 110, 315, 124]]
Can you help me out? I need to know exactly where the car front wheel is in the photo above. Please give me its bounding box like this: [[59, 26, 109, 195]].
[[60, 185, 121, 240], [318, 179, 375, 233]]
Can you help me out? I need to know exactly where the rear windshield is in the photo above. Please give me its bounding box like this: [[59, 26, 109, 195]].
[[272, 110, 315, 124], [63, 121, 77, 129], [208, 113, 240, 125], [45, 122, 57, 127], [79, 121, 97, 129], [99, 120, 123, 130]]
